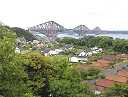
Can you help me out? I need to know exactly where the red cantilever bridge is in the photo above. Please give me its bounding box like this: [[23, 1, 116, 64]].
[[29, 21, 65, 41], [28, 21, 94, 41]]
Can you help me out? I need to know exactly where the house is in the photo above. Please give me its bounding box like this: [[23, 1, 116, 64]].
[[48, 50, 58, 55], [69, 56, 88, 63], [116, 54, 128, 60], [105, 75, 128, 83], [101, 68, 118, 77], [42, 48, 64, 56], [94, 90, 101, 95], [55, 49, 64, 53], [95, 48, 103, 52], [92, 51, 98, 54], [42, 48, 51, 56], [91, 47, 98, 51], [91, 59, 110, 69], [95, 68, 128, 93], [78, 51, 87, 57], [117, 69, 128, 78], [96, 79, 115, 88], [32, 40, 40, 44], [95, 79, 114, 92], [49, 49, 64, 56], [91, 47, 103, 54], [36, 43, 44, 49], [15, 47, 21, 53], [86, 52, 93, 56], [63, 44, 73, 50], [102, 55, 115, 61], [114, 64, 128, 72]]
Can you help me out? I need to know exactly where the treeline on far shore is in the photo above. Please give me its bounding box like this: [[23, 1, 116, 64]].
[[56, 36, 128, 53]]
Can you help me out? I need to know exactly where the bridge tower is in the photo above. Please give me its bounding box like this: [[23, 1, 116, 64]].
[[29, 21, 65, 41]]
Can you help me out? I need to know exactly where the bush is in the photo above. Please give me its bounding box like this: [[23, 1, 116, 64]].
[[80, 68, 101, 80]]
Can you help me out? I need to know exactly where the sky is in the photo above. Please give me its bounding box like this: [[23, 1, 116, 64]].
[[0, 0, 128, 30]]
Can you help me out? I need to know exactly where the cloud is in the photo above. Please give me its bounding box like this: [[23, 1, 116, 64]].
[[0, 0, 128, 30]]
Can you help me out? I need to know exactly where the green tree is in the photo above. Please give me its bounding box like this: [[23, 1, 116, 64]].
[[48, 56, 94, 97], [58, 37, 77, 45], [0, 26, 31, 97], [11, 27, 35, 41], [104, 84, 128, 97], [113, 39, 128, 53], [23, 52, 54, 97], [49, 79, 93, 97], [80, 68, 101, 80]]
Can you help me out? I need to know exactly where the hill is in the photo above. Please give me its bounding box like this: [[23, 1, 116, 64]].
[[93, 26, 102, 31], [11, 27, 36, 41]]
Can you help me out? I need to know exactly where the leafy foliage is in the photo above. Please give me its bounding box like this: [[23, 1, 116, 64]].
[[58, 36, 128, 53], [23, 52, 54, 96], [80, 68, 101, 80], [49, 79, 93, 97], [104, 84, 128, 97], [11, 27, 35, 41], [48, 56, 94, 97], [0, 26, 31, 97], [2, 26, 128, 97]]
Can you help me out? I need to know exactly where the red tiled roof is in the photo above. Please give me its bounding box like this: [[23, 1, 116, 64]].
[[97, 59, 110, 64], [91, 60, 110, 68], [117, 69, 128, 77], [96, 79, 114, 88], [106, 75, 128, 83]]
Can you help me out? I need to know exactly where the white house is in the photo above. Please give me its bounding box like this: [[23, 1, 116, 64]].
[[91, 47, 103, 52], [86, 52, 93, 56], [49, 50, 58, 55], [94, 90, 101, 95], [91, 47, 98, 51], [97, 48, 103, 52], [69, 56, 88, 63], [92, 51, 98, 54], [33, 40, 40, 44], [55, 49, 64, 53], [36, 43, 44, 49], [44, 49, 64, 56], [78, 51, 87, 57], [15, 47, 21, 53]]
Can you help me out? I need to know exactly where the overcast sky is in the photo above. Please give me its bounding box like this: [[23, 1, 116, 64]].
[[0, 0, 128, 30]]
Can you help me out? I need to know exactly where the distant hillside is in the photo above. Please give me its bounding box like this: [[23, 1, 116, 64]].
[[11, 27, 36, 41], [93, 26, 101, 31]]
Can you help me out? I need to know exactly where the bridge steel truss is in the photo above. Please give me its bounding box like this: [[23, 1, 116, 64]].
[[73, 25, 89, 36], [29, 21, 65, 41]]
